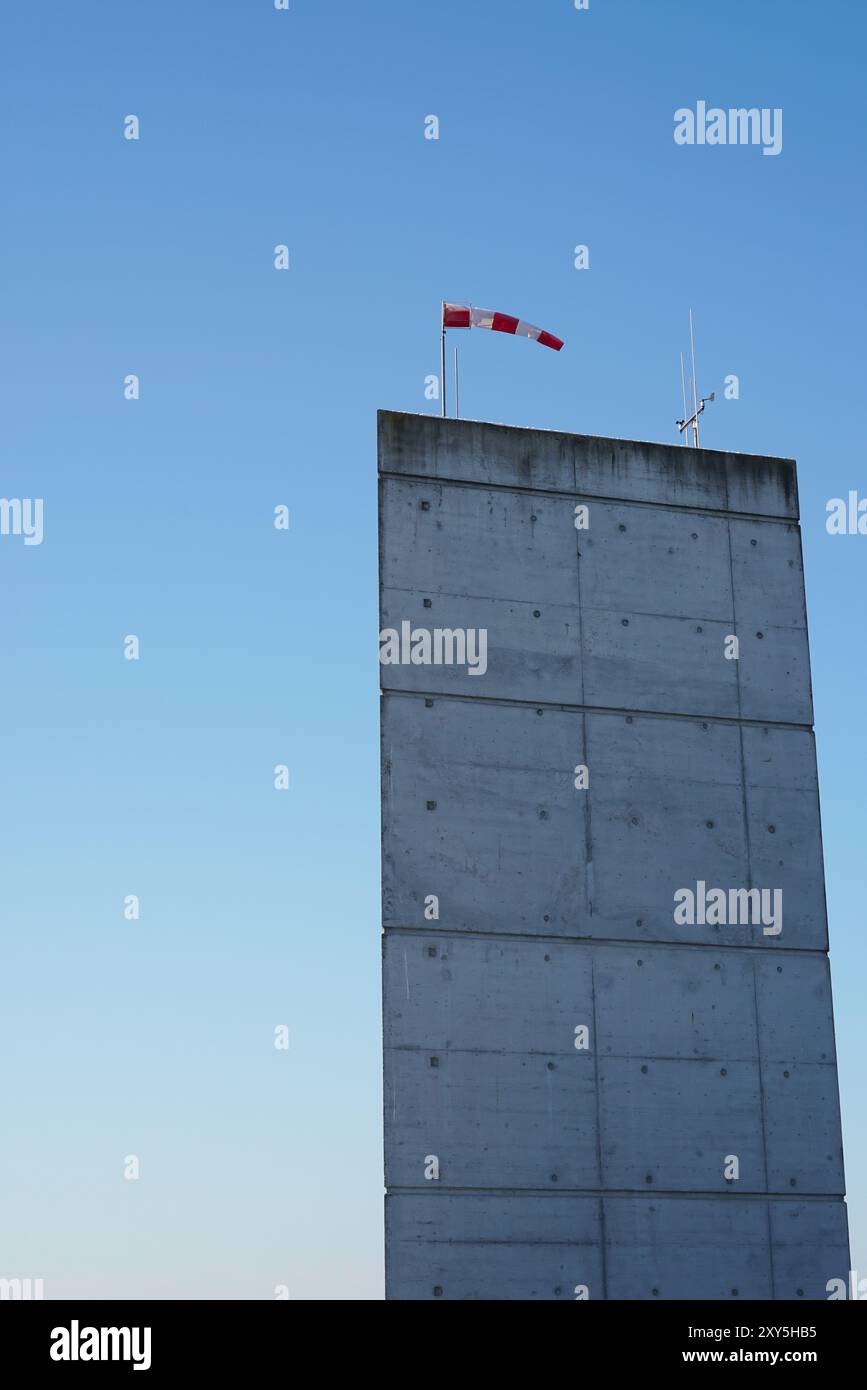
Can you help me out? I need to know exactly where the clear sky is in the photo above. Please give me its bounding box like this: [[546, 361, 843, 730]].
[[1, 0, 864, 1299]]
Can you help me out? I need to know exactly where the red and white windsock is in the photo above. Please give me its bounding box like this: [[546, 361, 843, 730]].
[[443, 302, 564, 352]]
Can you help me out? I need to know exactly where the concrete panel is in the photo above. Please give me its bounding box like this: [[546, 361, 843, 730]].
[[599, 1057, 766, 1192], [605, 1197, 772, 1300], [742, 723, 820, 792], [581, 609, 740, 717], [380, 477, 580, 607], [770, 1200, 851, 1301], [745, 784, 827, 949], [594, 946, 758, 1060], [585, 712, 751, 943], [754, 953, 837, 1062], [724, 453, 799, 520], [730, 519, 808, 630], [380, 587, 582, 703], [737, 625, 813, 724], [381, 695, 588, 935], [579, 504, 734, 621], [383, 933, 594, 1055], [384, 932, 598, 1192], [743, 724, 827, 947], [384, 1046, 599, 1189], [763, 1062, 846, 1194], [385, 1194, 604, 1300]]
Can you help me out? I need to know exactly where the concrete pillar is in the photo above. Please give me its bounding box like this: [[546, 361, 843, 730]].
[[378, 411, 849, 1300]]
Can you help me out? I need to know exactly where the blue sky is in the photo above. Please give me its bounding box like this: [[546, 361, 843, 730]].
[[1, 0, 864, 1298]]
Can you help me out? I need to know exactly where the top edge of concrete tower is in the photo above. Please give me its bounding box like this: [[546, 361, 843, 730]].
[[377, 410, 800, 521]]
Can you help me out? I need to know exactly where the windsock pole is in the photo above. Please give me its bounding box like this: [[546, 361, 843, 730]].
[[440, 301, 447, 418]]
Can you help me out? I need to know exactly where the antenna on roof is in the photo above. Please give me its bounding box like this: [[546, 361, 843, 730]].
[[676, 308, 715, 447], [454, 345, 461, 419]]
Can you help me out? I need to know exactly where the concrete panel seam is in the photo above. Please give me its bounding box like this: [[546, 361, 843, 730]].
[[751, 952, 777, 1297], [384, 584, 810, 630], [590, 955, 608, 1298], [385, 1186, 846, 1202], [377, 471, 800, 526], [382, 925, 831, 958], [380, 687, 814, 733]]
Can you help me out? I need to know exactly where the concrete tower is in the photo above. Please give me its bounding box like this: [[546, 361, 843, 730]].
[[378, 410, 848, 1300]]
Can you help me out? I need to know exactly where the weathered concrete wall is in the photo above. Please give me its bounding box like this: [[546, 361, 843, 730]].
[[379, 411, 848, 1300]]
